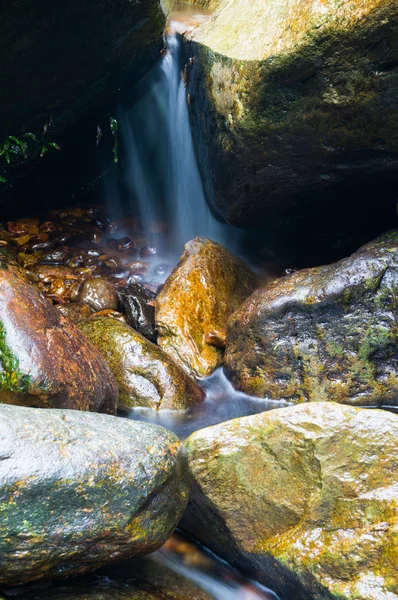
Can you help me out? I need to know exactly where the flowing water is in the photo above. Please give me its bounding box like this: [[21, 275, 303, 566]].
[[99, 6, 283, 599], [105, 8, 241, 265]]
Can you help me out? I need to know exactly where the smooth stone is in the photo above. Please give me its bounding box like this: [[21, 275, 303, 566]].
[[0, 262, 117, 412], [117, 284, 157, 342], [225, 229, 398, 406], [182, 402, 398, 600], [78, 317, 205, 410], [55, 302, 94, 324], [78, 277, 118, 312], [155, 237, 257, 378], [0, 404, 188, 586]]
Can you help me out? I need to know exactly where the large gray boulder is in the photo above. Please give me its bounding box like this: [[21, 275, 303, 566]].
[[0, 405, 188, 586]]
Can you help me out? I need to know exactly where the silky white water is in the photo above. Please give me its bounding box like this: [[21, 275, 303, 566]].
[[106, 21, 238, 256]]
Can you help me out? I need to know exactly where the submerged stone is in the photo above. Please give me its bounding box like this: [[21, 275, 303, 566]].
[[155, 238, 257, 378], [0, 262, 117, 413], [182, 402, 398, 600], [225, 230, 398, 406], [78, 317, 205, 410], [0, 404, 188, 586]]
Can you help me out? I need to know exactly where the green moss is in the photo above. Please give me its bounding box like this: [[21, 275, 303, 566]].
[[0, 322, 30, 393]]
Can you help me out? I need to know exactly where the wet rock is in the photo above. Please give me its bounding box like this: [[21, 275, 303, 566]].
[[225, 230, 398, 406], [140, 245, 157, 258], [89, 309, 126, 322], [78, 277, 118, 312], [78, 317, 205, 410], [33, 264, 79, 283], [0, 404, 188, 586], [185, 0, 398, 255], [56, 302, 94, 324], [155, 238, 257, 377], [182, 403, 398, 600], [117, 284, 157, 342], [0, 262, 117, 412], [39, 248, 69, 265]]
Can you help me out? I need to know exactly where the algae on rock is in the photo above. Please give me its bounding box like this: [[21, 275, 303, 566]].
[[225, 229, 398, 406], [182, 402, 398, 600], [184, 0, 398, 250]]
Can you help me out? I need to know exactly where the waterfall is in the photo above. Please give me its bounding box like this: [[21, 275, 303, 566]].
[[105, 22, 238, 256]]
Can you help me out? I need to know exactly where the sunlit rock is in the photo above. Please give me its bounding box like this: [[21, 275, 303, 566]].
[[155, 237, 257, 378], [182, 402, 398, 600], [184, 0, 398, 252], [78, 317, 204, 410], [225, 230, 398, 406], [0, 404, 188, 586]]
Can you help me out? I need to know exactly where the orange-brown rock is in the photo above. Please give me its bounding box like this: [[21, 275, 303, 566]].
[[155, 238, 257, 377], [0, 261, 117, 412]]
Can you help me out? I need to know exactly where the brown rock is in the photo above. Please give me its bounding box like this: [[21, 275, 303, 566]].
[[78, 277, 118, 312], [155, 238, 257, 377], [0, 262, 118, 412]]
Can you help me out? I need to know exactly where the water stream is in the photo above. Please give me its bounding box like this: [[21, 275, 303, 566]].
[[99, 7, 283, 599], [105, 9, 240, 263]]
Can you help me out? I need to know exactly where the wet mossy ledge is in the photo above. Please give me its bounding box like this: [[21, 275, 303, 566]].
[[184, 0, 398, 257]]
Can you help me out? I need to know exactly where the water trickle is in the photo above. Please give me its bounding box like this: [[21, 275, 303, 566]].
[[105, 16, 239, 258]]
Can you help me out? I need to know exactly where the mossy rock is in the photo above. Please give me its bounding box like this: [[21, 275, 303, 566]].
[[78, 317, 205, 410], [0, 262, 117, 412], [155, 237, 257, 378], [184, 0, 398, 254], [0, 404, 188, 586], [182, 402, 398, 600], [225, 229, 398, 406]]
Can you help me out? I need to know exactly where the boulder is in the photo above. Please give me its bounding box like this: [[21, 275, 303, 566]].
[[155, 238, 257, 378], [0, 261, 117, 412], [0, 404, 188, 586], [184, 0, 398, 256], [182, 402, 398, 600], [78, 277, 118, 312], [78, 317, 205, 410], [225, 230, 398, 406]]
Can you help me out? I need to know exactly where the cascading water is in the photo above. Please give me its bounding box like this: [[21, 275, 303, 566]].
[[106, 17, 238, 256]]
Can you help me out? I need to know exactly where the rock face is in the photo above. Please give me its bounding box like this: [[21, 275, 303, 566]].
[[0, 261, 118, 412], [185, 0, 398, 249], [155, 238, 257, 378], [0, 404, 188, 586], [182, 403, 398, 600], [0, 0, 171, 183], [79, 317, 205, 410], [225, 230, 398, 406]]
